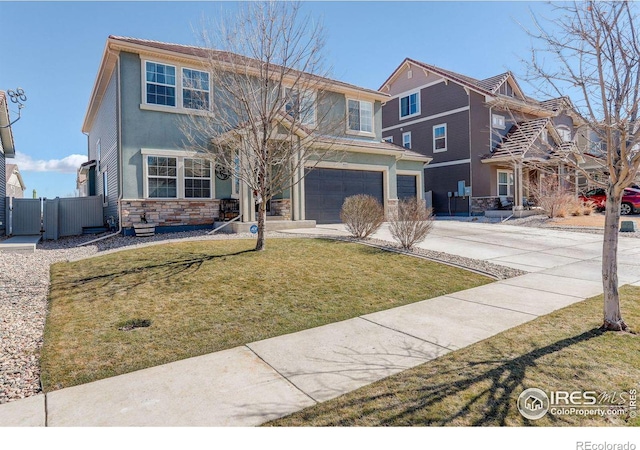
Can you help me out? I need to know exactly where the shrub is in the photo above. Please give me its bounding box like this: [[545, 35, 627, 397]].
[[581, 201, 595, 215], [340, 194, 384, 238], [389, 198, 434, 250], [531, 176, 581, 218]]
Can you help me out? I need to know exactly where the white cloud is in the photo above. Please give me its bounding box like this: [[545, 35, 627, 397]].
[[13, 152, 87, 174]]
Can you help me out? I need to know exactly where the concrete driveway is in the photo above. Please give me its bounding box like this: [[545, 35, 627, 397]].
[[3, 220, 639, 426]]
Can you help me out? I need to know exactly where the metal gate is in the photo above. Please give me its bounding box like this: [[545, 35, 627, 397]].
[[5, 196, 104, 239]]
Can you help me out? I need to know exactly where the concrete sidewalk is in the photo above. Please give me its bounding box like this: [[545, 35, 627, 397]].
[[2, 221, 638, 426]]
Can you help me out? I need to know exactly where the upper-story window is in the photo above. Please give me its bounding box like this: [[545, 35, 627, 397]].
[[348, 99, 373, 133], [285, 89, 316, 126], [182, 68, 210, 110], [145, 62, 176, 107], [402, 132, 411, 149], [492, 114, 506, 129], [433, 124, 447, 153], [383, 136, 393, 143], [399, 92, 420, 119], [557, 125, 572, 142]]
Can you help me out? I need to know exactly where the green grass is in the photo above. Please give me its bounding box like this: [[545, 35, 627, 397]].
[[41, 238, 490, 391], [266, 286, 640, 427]]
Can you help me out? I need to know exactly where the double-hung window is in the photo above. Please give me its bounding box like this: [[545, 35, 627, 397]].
[[182, 68, 210, 110], [400, 92, 419, 119], [145, 62, 176, 107], [433, 124, 447, 152], [492, 114, 505, 129], [147, 156, 178, 198], [497, 170, 514, 197], [347, 99, 373, 133], [184, 158, 212, 198], [402, 131, 412, 149], [285, 89, 316, 126]]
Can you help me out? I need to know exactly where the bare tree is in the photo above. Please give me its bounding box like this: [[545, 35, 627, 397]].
[[181, 1, 342, 250], [526, 1, 640, 330], [389, 198, 434, 251]]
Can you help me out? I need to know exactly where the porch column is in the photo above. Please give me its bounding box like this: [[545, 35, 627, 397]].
[[514, 162, 524, 210]]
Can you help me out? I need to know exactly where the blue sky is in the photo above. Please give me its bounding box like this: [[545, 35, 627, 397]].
[[0, 1, 553, 198]]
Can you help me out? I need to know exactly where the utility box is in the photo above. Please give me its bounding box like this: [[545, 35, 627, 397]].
[[620, 221, 638, 232]]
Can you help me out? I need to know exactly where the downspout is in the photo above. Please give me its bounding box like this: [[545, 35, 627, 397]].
[[77, 51, 124, 247]]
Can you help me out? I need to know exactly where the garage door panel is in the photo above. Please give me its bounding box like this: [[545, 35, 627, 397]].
[[397, 175, 417, 200], [305, 168, 383, 224]]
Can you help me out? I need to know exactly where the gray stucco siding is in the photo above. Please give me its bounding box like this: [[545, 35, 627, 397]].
[[119, 52, 198, 199]]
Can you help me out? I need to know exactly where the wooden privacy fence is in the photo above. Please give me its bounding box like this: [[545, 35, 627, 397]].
[[5, 196, 104, 240]]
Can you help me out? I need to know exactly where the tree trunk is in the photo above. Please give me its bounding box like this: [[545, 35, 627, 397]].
[[601, 187, 628, 331], [255, 196, 267, 251]]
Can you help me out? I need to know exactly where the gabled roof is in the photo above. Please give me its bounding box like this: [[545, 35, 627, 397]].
[[0, 91, 16, 157], [5, 164, 26, 190], [380, 58, 526, 99], [83, 35, 389, 132], [487, 118, 553, 160], [483, 118, 583, 164]]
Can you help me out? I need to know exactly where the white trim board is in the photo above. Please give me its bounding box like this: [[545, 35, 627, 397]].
[[382, 106, 469, 133], [424, 158, 471, 169]]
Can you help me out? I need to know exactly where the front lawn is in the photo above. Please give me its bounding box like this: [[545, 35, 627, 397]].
[[267, 286, 640, 426], [41, 238, 491, 391]]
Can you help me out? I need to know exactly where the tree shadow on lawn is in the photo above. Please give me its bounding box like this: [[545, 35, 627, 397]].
[[276, 327, 606, 426], [53, 249, 256, 297]]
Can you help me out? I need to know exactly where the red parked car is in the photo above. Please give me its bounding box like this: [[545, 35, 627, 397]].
[[579, 187, 640, 215]]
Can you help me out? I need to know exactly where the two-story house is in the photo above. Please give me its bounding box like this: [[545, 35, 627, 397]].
[[5, 164, 25, 198], [81, 36, 429, 233], [1, 91, 17, 236], [380, 58, 582, 216]]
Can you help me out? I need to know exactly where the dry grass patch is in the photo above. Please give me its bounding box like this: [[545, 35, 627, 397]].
[[41, 238, 490, 391], [267, 286, 640, 427]]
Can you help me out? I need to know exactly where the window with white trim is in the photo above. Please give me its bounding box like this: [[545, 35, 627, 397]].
[[497, 170, 514, 197], [145, 61, 176, 107], [285, 89, 316, 126], [182, 68, 210, 110], [557, 125, 572, 142], [433, 124, 447, 152], [492, 114, 505, 129], [383, 136, 393, 143], [147, 156, 178, 198], [184, 158, 212, 198], [347, 99, 373, 133], [399, 92, 419, 119], [402, 131, 411, 149]]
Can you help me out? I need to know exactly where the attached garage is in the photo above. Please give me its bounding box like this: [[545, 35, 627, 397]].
[[305, 167, 384, 224], [397, 175, 418, 200]]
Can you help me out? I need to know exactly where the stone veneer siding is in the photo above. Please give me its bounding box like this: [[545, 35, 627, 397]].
[[270, 198, 291, 220], [121, 199, 221, 228], [471, 196, 513, 215]]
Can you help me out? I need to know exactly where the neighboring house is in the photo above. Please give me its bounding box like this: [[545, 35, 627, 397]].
[[379, 59, 583, 216], [5, 164, 25, 198], [0, 91, 17, 236], [81, 36, 430, 233]]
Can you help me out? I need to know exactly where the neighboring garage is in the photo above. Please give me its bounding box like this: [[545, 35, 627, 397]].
[[305, 167, 384, 224], [397, 175, 417, 200]]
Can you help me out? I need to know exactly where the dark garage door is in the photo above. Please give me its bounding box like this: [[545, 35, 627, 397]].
[[397, 175, 417, 200], [305, 168, 384, 224]]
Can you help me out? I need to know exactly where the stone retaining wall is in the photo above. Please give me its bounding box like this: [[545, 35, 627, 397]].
[[270, 199, 291, 220]]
